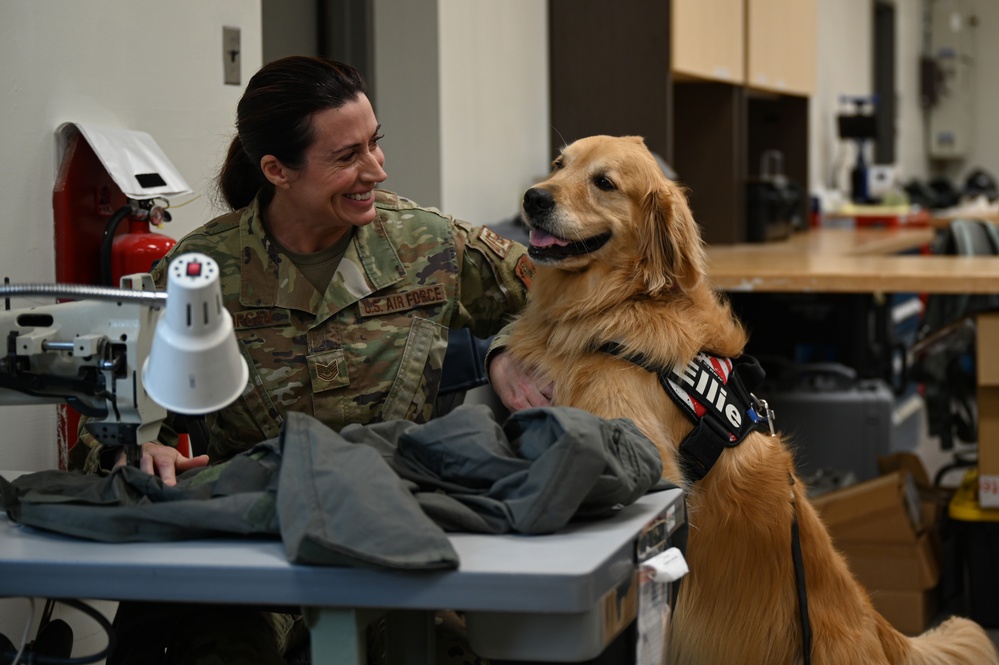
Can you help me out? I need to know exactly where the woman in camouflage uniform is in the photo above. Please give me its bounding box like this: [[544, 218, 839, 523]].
[[83, 56, 540, 665], [83, 56, 536, 482]]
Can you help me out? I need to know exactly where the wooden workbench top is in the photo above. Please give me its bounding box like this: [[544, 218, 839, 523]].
[[705, 228, 999, 294]]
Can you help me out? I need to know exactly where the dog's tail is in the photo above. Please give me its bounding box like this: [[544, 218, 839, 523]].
[[892, 615, 999, 665]]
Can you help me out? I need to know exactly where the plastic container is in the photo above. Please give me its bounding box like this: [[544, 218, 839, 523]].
[[948, 468, 999, 627], [765, 366, 901, 481]]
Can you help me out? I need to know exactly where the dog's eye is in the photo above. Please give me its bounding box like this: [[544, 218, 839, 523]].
[[552, 157, 564, 170], [593, 175, 616, 191]]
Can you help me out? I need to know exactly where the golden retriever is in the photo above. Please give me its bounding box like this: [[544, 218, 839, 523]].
[[504, 135, 998, 665]]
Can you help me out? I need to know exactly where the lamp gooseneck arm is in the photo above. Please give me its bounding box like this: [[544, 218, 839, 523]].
[[0, 284, 167, 305]]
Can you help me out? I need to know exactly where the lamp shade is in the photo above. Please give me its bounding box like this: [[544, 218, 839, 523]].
[[142, 253, 248, 415]]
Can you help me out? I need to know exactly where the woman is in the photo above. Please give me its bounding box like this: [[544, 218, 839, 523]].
[[80, 56, 540, 484], [78, 56, 544, 665]]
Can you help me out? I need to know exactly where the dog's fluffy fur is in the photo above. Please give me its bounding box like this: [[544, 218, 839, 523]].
[[505, 135, 998, 665]]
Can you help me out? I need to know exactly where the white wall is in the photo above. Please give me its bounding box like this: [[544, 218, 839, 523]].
[[438, 0, 550, 224], [261, 0, 318, 63], [964, 0, 999, 185], [0, 0, 261, 474], [374, 0, 551, 226], [0, 0, 260, 652], [811, 0, 932, 194], [895, 0, 931, 184], [811, 0, 999, 199], [372, 0, 443, 210], [811, 0, 875, 194]]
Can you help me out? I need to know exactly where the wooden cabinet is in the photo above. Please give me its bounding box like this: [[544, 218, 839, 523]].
[[548, 0, 814, 244], [746, 0, 818, 95], [548, 0, 672, 163], [672, 0, 744, 84], [672, 0, 817, 94]]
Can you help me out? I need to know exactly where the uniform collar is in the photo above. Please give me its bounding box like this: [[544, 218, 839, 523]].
[[239, 194, 405, 321]]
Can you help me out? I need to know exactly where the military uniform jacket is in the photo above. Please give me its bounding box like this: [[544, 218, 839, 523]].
[[6, 405, 665, 569], [82, 191, 533, 469]]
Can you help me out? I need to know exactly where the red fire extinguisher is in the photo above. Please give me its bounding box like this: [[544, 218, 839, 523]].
[[99, 200, 176, 286], [95, 199, 201, 457], [53, 134, 189, 468]]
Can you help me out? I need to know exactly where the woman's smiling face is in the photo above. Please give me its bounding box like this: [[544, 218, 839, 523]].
[[280, 93, 388, 232]]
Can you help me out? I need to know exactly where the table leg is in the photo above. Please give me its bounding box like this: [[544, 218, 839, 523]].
[[304, 607, 381, 664], [303, 608, 435, 664]]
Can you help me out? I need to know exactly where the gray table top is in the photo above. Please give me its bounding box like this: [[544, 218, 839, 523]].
[[0, 474, 683, 614]]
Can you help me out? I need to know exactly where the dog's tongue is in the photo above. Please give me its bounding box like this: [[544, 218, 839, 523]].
[[529, 229, 570, 248]]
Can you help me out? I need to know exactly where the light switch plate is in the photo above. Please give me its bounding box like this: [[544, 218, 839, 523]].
[[223, 26, 240, 86]]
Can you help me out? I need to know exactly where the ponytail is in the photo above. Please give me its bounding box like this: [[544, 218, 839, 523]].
[[217, 136, 270, 211]]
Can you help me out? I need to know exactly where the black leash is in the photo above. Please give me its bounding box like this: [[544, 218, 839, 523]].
[[597, 343, 811, 664]]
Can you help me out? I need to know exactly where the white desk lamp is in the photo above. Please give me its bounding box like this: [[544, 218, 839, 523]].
[[142, 253, 248, 414]]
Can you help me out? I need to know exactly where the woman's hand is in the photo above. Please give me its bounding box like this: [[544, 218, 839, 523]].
[[488, 352, 553, 412], [115, 442, 209, 486]]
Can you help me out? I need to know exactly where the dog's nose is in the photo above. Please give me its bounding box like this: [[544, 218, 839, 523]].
[[523, 188, 555, 216]]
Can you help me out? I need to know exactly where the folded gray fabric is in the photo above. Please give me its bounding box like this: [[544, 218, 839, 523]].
[[0, 452, 282, 541], [0, 424, 457, 571], [384, 405, 664, 534], [1, 405, 664, 570], [275, 411, 458, 569]]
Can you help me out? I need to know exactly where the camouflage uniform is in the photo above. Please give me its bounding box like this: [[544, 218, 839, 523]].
[[81, 190, 532, 470], [75, 191, 530, 664]]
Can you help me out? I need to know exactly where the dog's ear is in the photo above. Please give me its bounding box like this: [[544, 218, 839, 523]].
[[638, 176, 707, 295]]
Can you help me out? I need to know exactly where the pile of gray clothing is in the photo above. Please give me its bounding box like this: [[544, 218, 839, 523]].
[[0, 404, 666, 571]]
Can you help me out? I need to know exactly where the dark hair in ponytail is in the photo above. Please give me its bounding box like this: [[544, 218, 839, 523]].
[[216, 56, 368, 210]]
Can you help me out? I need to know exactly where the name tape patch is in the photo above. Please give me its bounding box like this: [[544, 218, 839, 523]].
[[233, 309, 291, 329], [358, 284, 448, 317]]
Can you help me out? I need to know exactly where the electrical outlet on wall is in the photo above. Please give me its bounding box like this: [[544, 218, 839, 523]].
[[223, 26, 241, 86]]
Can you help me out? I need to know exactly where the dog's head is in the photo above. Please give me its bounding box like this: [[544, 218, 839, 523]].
[[521, 135, 706, 296]]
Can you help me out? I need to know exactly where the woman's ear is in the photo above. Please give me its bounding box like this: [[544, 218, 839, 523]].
[[260, 155, 292, 189]]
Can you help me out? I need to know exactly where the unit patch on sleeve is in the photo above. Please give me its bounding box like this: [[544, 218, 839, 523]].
[[358, 284, 448, 317], [515, 254, 535, 290], [479, 227, 515, 258]]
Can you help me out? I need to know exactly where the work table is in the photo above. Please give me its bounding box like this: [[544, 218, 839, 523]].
[[706, 227, 999, 294]]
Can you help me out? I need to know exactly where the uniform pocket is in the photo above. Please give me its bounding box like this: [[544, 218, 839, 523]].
[[308, 348, 350, 393], [381, 317, 448, 422], [232, 308, 299, 439]]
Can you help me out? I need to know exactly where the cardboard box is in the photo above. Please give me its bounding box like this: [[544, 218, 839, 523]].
[[878, 452, 932, 490], [836, 535, 940, 634], [949, 468, 999, 627], [978, 313, 999, 386], [979, 313, 999, 507], [837, 532, 940, 591], [868, 588, 938, 636], [811, 462, 944, 634], [979, 388, 999, 507], [810, 471, 922, 543], [878, 452, 948, 550]]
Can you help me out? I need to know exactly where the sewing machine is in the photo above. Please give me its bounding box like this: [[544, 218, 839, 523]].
[[0, 274, 166, 466], [0, 253, 246, 467]]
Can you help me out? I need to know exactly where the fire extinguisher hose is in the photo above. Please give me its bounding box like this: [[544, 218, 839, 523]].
[[99, 205, 134, 287]]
